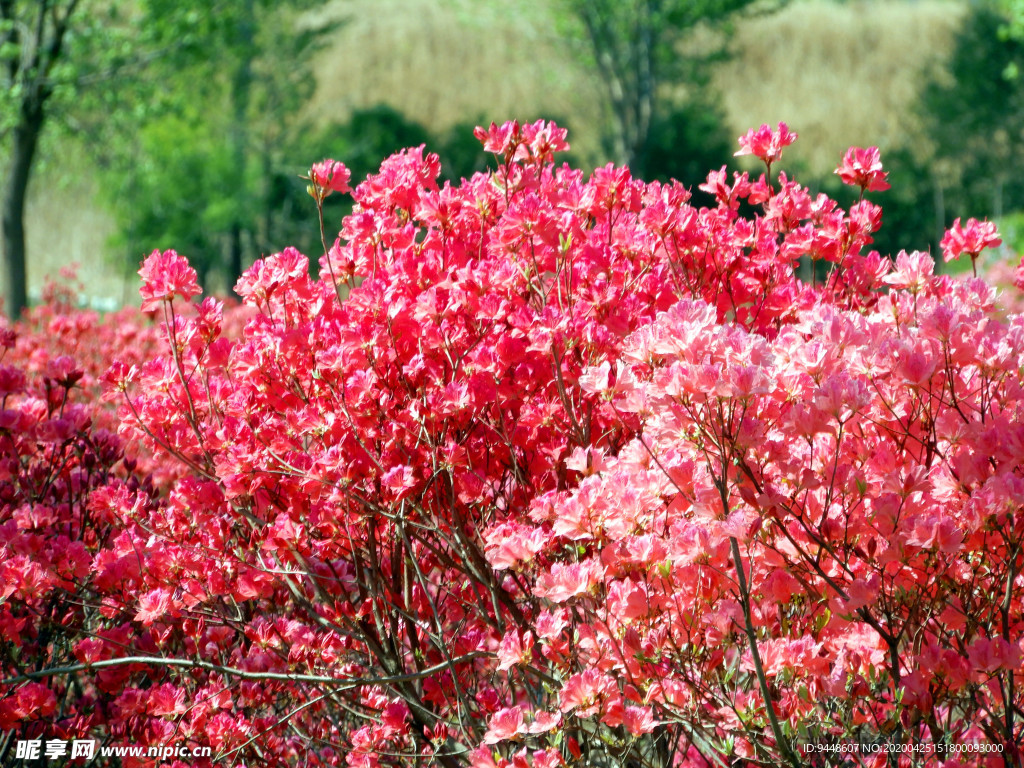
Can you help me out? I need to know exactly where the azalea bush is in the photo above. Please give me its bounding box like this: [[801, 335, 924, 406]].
[[0, 331, 145, 738], [2, 119, 1024, 768]]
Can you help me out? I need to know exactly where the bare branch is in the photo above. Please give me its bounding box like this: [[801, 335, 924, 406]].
[[0, 651, 492, 689]]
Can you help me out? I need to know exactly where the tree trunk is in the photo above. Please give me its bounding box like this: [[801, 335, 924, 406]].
[[578, 1, 657, 174], [1, 99, 45, 319], [228, 0, 254, 294], [0, 0, 78, 319], [631, 0, 656, 176], [228, 223, 243, 291], [933, 172, 946, 275]]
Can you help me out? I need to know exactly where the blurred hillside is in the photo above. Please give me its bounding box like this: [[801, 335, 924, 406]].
[[301, 0, 607, 161], [715, 0, 964, 175], [21, 0, 970, 307]]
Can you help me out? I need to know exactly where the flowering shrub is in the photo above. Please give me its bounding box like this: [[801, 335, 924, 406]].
[[1, 120, 1022, 767], [14, 270, 161, 409], [0, 326, 147, 745]]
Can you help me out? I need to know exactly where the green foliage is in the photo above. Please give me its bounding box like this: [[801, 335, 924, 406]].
[[794, 0, 1024, 267], [0, 0, 146, 316], [308, 105, 434, 183], [998, 209, 1024, 254], [100, 0, 338, 289], [867, 147, 942, 261], [267, 105, 434, 258], [920, 2, 1024, 225], [106, 73, 498, 288], [434, 120, 494, 182], [637, 96, 734, 188], [997, 0, 1024, 77], [0, 2, 135, 144], [104, 113, 241, 289]]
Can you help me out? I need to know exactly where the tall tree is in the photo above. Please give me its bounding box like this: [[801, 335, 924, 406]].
[[0, 0, 331, 317], [0, 0, 168, 318], [1, 0, 81, 318], [560, 0, 757, 175]]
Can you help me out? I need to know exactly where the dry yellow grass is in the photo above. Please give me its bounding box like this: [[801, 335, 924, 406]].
[[303, 0, 607, 162], [22, 0, 969, 305], [714, 0, 965, 175]]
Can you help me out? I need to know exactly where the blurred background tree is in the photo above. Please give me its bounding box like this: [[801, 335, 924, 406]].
[[101, 0, 337, 294], [838, 0, 1024, 267], [0, 0, 138, 317], [556, 0, 752, 182], [919, 2, 1024, 235]]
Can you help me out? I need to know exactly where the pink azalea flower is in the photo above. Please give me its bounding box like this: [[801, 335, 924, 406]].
[[623, 705, 657, 736], [835, 146, 890, 192], [882, 249, 934, 292], [734, 122, 798, 165], [309, 159, 351, 196], [134, 587, 172, 625], [137, 249, 200, 311], [482, 706, 525, 744], [941, 217, 1001, 263]]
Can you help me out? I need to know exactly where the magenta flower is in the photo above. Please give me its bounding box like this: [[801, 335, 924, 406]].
[[941, 216, 1001, 263]]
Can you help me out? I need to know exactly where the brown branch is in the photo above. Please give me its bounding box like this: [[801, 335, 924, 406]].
[[0, 651, 490, 688]]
